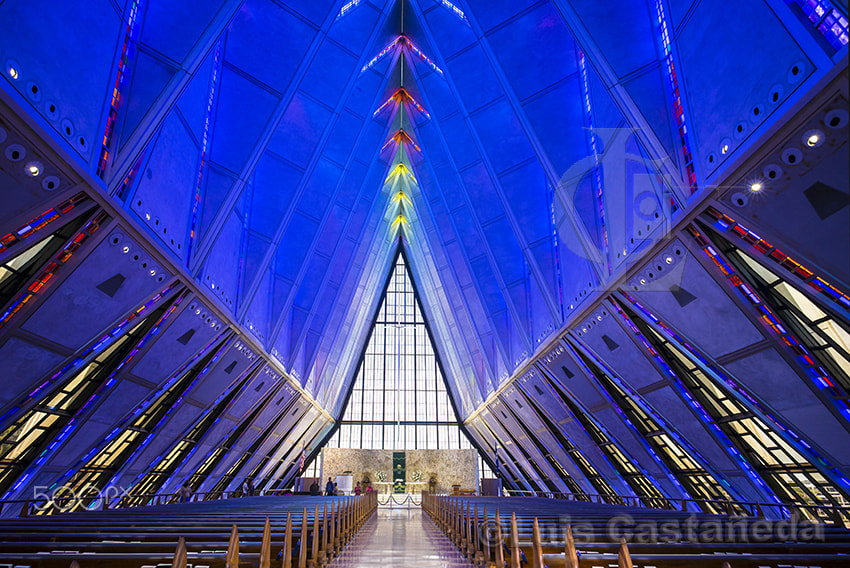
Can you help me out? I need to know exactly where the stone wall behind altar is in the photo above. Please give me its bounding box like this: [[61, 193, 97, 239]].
[[321, 448, 478, 494]]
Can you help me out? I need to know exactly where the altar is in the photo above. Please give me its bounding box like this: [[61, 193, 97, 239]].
[[321, 448, 478, 495]]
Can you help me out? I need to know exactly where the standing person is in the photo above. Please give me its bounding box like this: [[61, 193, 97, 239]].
[[354, 482, 361, 495], [246, 478, 255, 497], [325, 477, 334, 496], [365, 483, 373, 493], [178, 482, 193, 503], [309, 480, 320, 496]]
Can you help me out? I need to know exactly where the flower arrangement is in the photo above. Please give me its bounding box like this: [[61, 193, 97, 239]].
[[375, 471, 387, 482], [411, 471, 423, 482]]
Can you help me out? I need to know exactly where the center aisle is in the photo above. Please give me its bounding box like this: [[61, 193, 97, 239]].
[[328, 507, 474, 567]]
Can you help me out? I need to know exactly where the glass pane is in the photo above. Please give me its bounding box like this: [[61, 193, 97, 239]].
[[330, 255, 475, 453]]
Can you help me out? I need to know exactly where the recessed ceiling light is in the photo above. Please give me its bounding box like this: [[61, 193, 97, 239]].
[[803, 129, 824, 148], [25, 161, 43, 177]]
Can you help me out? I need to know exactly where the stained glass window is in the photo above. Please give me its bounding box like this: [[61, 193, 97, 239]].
[[325, 253, 472, 451]]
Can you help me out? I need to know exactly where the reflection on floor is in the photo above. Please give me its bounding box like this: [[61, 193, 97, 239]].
[[328, 507, 474, 567]]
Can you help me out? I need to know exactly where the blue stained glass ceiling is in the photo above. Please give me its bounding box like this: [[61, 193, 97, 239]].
[[1, 0, 847, 507], [12, 0, 832, 418]]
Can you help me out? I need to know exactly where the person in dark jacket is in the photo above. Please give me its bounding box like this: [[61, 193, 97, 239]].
[[178, 483, 193, 503], [325, 477, 335, 496], [309, 480, 320, 496]]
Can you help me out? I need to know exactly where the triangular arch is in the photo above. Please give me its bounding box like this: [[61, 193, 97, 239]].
[[325, 244, 467, 448]]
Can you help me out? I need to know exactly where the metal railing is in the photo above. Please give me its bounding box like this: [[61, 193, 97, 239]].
[[376, 493, 422, 508], [501, 489, 850, 526]]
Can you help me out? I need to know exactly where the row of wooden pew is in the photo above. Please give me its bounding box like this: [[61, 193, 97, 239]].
[[0, 493, 376, 567], [422, 493, 850, 567]]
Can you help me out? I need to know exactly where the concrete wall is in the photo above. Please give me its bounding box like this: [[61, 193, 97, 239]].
[[321, 448, 478, 494]]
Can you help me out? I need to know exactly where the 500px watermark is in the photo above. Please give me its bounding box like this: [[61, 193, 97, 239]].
[[30, 485, 131, 512], [474, 513, 825, 545]]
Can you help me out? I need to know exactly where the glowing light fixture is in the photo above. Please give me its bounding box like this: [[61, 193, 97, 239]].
[[8, 66, 18, 79], [381, 130, 422, 153], [402, 36, 444, 76], [749, 181, 763, 193], [361, 36, 444, 77], [25, 161, 43, 177], [393, 191, 412, 205], [721, 143, 729, 154], [362, 36, 404, 73], [803, 129, 824, 148], [373, 88, 430, 120], [385, 163, 417, 185], [391, 214, 407, 229]]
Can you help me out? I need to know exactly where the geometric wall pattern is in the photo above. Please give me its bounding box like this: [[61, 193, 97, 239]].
[[0, 0, 848, 518]]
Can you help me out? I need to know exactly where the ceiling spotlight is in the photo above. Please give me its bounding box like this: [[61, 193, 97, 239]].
[[749, 181, 763, 193], [25, 161, 43, 177], [721, 143, 729, 155], [803, 129, 824, 148], [8, 66, 18, 79], [665, 256, 673, 264], [639, 278, 647, 285]]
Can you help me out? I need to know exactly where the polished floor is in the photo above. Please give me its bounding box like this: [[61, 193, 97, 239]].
[[328, 507, 474, 567]]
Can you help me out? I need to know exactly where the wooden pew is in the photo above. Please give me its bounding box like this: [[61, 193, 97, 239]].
[[0, 492, 379, 568], [422, 494, 850, 568]]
